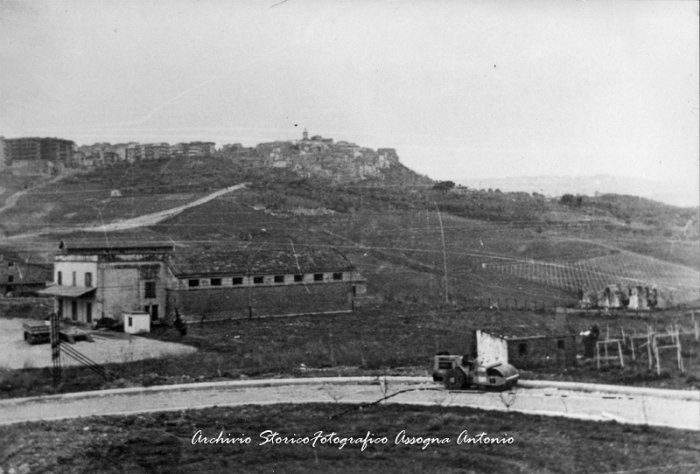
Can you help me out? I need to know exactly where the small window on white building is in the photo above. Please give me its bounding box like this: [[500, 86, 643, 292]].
[[294, 274, 303, 282], [57, 271, 62, 285], [253, 276, 264, 284], [232, 277, 243, 285], [128, 317, 133, 327], [211, 278, 222, 286], [72, 272, 76, 286], [314, 273, 324, 282], [85, 272, 93, 287], [332, 272, 343, 281], [188, 279, 200, 288], [274, 275, 284, 283]]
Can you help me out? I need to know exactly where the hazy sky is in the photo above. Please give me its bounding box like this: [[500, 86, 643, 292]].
[[1, 0, 698, 194]]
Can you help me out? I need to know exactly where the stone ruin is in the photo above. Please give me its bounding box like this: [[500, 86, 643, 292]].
[[578, 284, 674, 310]]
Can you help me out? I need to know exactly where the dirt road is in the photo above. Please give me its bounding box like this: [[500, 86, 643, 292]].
[[2, 182, 247, 241], [0, 172, 77, 215], [2, 378, 698, 430], [81, 183, 247, 232]]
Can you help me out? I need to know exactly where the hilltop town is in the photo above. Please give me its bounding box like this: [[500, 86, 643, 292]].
[[0, 130, 403, 184]]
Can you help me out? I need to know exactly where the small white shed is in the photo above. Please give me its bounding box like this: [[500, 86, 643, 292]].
[[123, 311, 151, 334]]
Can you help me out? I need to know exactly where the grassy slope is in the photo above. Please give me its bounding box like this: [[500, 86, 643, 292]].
[[152, 194, 698, 305], [0, 157, 248, 235], [6, 162, 692, 307], [151, 197, 579, 305], [0, 174, 43, 203], [1, 404, 698, 473]]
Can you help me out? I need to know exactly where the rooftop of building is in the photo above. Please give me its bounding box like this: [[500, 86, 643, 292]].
[[53, 232, 357, 276], [169, 245, 356, 277], [480, 324, 576, 341], [56, 230, 176, 255], [479, 313, 575, 340], [0, 248, 52, 268]]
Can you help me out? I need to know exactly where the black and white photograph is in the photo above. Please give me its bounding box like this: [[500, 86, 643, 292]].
[[0, 0, 698, 472]]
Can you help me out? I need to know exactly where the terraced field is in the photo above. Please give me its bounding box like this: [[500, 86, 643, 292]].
[[488, 252, 700, 303]]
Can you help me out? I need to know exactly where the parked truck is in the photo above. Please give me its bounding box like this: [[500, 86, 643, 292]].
[[432, 353, 519, 391], [22, 320, 51, 345], [22, 319, 94, 345]]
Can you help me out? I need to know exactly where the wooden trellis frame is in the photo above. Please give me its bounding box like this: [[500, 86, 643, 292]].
[[652, 325, 684, 375], [689, 311, 699, 342], [626, 335, 654, 369], [622, 326, 655, 370], [596, 339, 625, 368], [610, 322, 693, 375]]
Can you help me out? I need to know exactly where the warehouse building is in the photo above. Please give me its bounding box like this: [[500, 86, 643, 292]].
[[167, 246, 366, 319], [39, 237, 365, 324]]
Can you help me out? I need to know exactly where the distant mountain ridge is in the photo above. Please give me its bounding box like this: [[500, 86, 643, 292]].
[[457, 175, 698, 208]]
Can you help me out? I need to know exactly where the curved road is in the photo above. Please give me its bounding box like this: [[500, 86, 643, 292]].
[[80, 183, 247, 232], [2, 182, 247, 240], [1, 378, 698, 430]]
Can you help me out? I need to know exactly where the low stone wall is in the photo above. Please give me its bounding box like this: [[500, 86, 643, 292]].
[[506, 335, 577, 369]]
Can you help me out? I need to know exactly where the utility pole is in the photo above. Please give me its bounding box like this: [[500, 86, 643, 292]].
[[51, 311, 61, 389], [247, 242, 267, 319], [434, 202, 449, 303]]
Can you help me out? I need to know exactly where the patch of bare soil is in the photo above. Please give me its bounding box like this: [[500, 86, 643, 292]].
[[0, 319, 196, 370]]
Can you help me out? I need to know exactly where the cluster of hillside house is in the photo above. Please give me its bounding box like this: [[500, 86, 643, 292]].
[[231, 129, 400, 183], [36, 239, 366, 324], [0, 136, 218, 175], [74, 141, 216, 166], [2, 130, 402, 184]]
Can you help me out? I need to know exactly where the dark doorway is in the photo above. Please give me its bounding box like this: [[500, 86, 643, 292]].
[[518, 343, 528, 356]]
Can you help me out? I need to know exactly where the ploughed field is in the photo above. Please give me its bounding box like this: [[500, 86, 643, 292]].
[[488, 252, 700, 303], [307, 211, 700, 304], [1, 403, 698, 473]]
